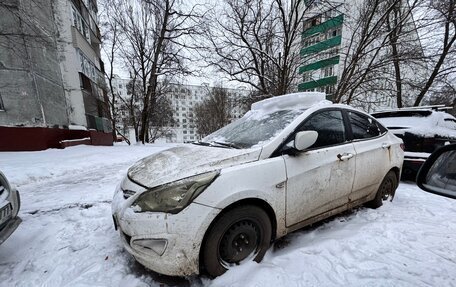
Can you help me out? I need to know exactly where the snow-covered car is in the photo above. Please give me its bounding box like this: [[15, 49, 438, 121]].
[[372, 108, 456, 180], [112, 92, 404, 277], [0, 171, 21, 245]]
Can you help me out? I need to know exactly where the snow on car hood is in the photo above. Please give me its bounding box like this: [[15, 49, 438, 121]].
[[127, 145, 261, 188]]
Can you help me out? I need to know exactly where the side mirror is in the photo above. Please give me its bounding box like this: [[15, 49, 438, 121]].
[[294, 131, 318, 151], [416, 144, 456, 199]]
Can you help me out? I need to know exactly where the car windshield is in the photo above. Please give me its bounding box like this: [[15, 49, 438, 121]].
[[200, 109, 305, 148]]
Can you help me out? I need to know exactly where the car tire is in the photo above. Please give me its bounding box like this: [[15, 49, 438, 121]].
[[202, 205, 272, 277], [366, 170, 398, 209]]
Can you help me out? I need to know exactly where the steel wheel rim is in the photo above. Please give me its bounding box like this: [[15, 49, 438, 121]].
[[381, 177, 394, 201], [218, 219, 260, 265]]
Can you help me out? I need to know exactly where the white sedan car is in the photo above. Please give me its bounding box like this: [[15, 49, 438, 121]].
[[112, 92, 404, 277]]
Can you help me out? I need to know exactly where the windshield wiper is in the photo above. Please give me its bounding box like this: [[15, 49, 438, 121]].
[[211, 141, 241, 149], [192, 141, 211, 146], [192, 141, 241, 149]]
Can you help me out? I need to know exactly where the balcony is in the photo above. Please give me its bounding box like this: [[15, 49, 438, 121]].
[[298, 76, 338, 91], [299, 56, 340, 74], [302, 14, 344, 38], [300, 35, 342, 56]]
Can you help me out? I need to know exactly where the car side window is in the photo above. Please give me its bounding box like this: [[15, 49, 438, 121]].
[[349, 112, 383, 139], [299, 110, 346, 149]]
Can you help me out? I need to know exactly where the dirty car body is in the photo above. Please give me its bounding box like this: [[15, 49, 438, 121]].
[[0, 171, 22, 245], [112, 92, 404, 277]]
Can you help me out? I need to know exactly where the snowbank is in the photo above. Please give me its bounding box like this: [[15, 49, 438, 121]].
[[0, 145, 455, 286]]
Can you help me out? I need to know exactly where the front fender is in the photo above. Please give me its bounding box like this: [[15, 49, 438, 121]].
[[194, 157, 288, 238]]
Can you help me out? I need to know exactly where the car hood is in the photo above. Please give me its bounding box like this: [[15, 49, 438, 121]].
[[127, 145, 262, 189]]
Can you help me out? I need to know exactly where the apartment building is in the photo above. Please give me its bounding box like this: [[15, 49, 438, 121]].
[[0, 0, 111, 151], [166, 83, 249, 143], [110, 78, 250, 143], [299, 0, 424, 111]]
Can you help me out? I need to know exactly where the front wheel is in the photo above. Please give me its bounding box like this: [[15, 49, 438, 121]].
[[202, 205, 272, 277], [366, 170, 398, 209]]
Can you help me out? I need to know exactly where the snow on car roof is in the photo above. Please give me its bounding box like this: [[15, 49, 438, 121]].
[[251, 92, 330, 112], [374, 110, 456, 137]]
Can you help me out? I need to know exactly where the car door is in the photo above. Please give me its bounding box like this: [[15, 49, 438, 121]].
[[283, 109, 356, 227], [347, 111, 391, 202]]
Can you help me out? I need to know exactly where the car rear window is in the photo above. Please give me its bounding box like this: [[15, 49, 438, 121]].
[[349, 112, 386, 139]]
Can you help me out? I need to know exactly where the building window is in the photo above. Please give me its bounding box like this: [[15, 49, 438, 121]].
[[327, 27, 342, 39], [323, 66, 334, 77], [325, 85, 336, 95], [0, 94, 4, 111], [302, 34, 321, 48], [78, 49, 98, 83], [72, 7, 91, 42], [303, 72, 313, 82]]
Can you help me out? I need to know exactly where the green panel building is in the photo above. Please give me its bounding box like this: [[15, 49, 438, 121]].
[[298, 5, 344, 101]]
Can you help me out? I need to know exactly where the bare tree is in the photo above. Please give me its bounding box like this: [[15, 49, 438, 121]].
[[107, 0, 203, 143], [327, 0, 455, 109], [358, 0, 427, 108], [194, 86, 233, 136], [333, 0, 419, 106], [99, 1, 126, 142], [205, 0, 309, 97], [413, 0, 456, 106], [148, 83, 175, 142]]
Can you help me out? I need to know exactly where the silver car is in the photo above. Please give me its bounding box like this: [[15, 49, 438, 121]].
[[0, 171, 21, 245]]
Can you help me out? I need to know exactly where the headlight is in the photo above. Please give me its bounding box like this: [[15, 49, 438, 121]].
[[0, 172, 10, 199], [131, 171, 219, 214]]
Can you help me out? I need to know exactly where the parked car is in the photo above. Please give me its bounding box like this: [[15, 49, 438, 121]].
[[112, 92, 404, 277], [372, 107, 456, 180], [0, 171, 21, 245], [417, 143, 456, 199]]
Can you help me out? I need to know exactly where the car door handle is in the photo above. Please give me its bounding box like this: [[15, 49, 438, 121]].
[[337, 153, 354, 161], [382, 143, 391, 149]]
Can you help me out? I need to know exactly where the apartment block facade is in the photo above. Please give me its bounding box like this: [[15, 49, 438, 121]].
[[167, 83, 249, 143], [299, 7, 343, 98], [0, 0, 111, 151], [110, 78, 250, 144]]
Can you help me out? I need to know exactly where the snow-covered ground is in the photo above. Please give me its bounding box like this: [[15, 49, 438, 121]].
[[0, 144, 455, 287]]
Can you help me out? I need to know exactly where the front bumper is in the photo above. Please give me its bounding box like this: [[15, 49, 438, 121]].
[[0, 187, 21, 245], [112, 186, 220, 276]]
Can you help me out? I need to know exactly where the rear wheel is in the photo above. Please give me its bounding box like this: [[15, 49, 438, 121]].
[[366, 170, 398, 209], [202, 205, 272, 277]]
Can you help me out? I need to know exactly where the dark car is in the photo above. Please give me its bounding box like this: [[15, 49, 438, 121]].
[[372, 107, 456, 180]]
